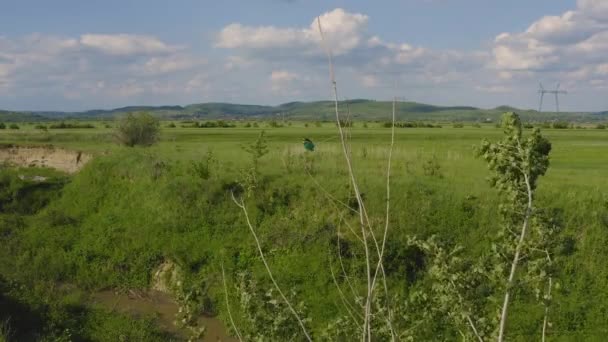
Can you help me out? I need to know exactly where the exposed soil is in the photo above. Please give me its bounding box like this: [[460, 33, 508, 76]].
[[0, 145, 91, 173], [91, 290, 237, 342]]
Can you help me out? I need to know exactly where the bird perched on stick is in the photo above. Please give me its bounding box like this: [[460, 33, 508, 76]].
[[303, 138, 315, 151]]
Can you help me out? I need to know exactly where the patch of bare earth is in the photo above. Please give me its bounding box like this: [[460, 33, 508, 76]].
[[0, 145, 91, 173]]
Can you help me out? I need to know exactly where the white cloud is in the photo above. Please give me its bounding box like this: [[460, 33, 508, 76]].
[[80, 34, 177, 55], [270, 70, 302, 94], [216, 8, 368, 55], [493, 0, 608, 72], [136, 55, 207, 75], [270, 70, 299, 82], [4, 5, 608, 111]]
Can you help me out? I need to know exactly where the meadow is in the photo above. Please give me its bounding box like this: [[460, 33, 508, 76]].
[[0, 120, 607, 341]]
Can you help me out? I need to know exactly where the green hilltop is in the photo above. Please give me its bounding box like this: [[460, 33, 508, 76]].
[[2, 100, 607, 122]]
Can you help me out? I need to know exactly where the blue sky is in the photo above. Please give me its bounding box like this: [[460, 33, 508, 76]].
[[1, 0, 607, 111]]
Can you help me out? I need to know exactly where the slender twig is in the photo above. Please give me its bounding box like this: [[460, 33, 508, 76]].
[[541, 277, 552, 342], [306, 169, 359, 214], [317, 17, 372, 341], [231, 192, 312, 341], [337, 218, 363, 301], [330, 258, 364, 323], [221, 261, 243, 342], [369, 95, 398, 341]]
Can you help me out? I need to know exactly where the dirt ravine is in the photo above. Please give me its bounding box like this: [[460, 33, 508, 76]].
[[0, 145, 91, 173]]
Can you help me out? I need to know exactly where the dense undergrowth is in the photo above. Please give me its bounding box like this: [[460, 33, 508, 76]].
[[0, 124, 607, 340]]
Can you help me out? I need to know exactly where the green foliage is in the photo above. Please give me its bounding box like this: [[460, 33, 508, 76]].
[[596, 124, 606, 129], [422, 155, 443, 178], [240, 130, 269, 194], [233, 272, 310, 340], [190, 149, 216, 181], [479, 112, 551, 199], [552, 121, 570, 129], [49, 122, 95, 129], [0, 123, 5, 129], [385, 121, 441, 128], [0, 121, 606, 340], [8, 124, 18, 130], [114, 112, 160, 147], [188, 120, 236, 128]]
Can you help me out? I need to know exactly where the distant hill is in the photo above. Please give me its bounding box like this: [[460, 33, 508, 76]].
[[0, 110, 49, 122], [1, 100, 607, 122]]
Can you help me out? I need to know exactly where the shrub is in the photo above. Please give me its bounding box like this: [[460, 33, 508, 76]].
[[0, 123, 5, 129], [596, 124, 606, 129], [114, 112, 160, 147], [452, 123, 464, 128], [8, 124, 19, 130], [552, 121, 569, 129], [472, 123, 481, 128], [167, 122, 176, 128], [49, 122, 95, 129]]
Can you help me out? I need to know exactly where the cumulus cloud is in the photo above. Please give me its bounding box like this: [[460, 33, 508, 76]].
[[493, 1, 608, 73], [80, 34, 178, 55], [217, 8, 368, 55], [270, 70, 303, 95], [0, 33, 209, 108], [3, 4, 608, 111]]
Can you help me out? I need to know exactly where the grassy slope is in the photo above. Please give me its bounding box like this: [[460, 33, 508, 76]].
[[0, 124, 607, 340], [3, 100, 608, 122]]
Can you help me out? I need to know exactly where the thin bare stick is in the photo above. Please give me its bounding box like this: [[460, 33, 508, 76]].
[[306, 169, 359, 214], [337, 218, 363, 301], [367, 95, 398, 341], [317, 17, 372, 341], [467, 316, 484, 342], [231, 192, 312, 341], [330, 258, 364, 323], [541, 277, 552, 342], [221, 261, 243, 342]]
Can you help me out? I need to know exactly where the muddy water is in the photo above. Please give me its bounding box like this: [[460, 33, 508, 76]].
[[91, 290, 237, 342]]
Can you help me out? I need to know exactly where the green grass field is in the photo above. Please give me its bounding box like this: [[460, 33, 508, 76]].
[[1, 121, 607, 340]]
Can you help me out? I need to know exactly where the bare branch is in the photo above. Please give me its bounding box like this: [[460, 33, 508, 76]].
[[221, 260, 243, 342], [231, 192, 312, 341]]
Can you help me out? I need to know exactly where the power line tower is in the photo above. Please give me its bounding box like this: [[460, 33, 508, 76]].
[[538, 83, 567, 113]]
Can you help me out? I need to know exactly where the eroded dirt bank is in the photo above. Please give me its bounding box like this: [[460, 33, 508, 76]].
[[0, 145, 91, 173]]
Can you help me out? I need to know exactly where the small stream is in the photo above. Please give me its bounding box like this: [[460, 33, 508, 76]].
[[91, 290, 237, 342]]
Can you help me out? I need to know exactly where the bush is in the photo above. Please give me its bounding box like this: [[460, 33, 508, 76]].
[[0, 123, 5, 129], [8, 124, 19, 130], [114, 112, 160, 147], [167, 122, 176, 128], [596, 124, 606, 129], [472, 123, 481, 128], [552, 121, 569, 129], [452, 123, 464, 128], [49, 122, 95, 129]]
